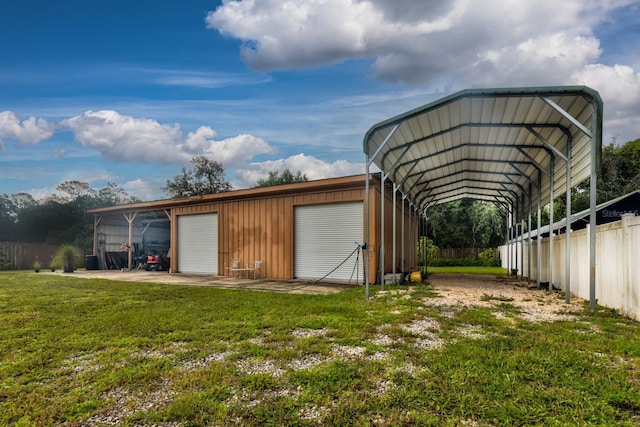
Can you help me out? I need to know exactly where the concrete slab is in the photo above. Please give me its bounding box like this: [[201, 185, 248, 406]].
[[47, 270, 353, 295]]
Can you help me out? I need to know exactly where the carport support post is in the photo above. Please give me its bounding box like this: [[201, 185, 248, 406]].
[[365, 163, 370, 298], [506, 209, 511, 274], [537, 177, 542, 288], [124, 212, 137, 270], [392, 183, 397, 285], [527, 183, 532, 282], [401, 195, 406, 277], [93, 215, 101, 255], [548, 156, 555, 292], [380, 173, 386, 290], [565, 144, 572, 304], [512, 209, 518, 275], [520, 218, 525, 280], [520, 194, 525, 280], [589, 102, 599, 313], [423, 208, 428, 279]]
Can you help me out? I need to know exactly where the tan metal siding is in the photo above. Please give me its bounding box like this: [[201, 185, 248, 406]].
[[156, 175, 414, 283]]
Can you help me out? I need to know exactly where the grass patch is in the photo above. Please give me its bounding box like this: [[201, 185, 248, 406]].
[[1, 271, 639, 426], [427, 265, 509, 275]]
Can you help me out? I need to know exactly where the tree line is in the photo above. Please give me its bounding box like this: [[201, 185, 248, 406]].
[[0, 156, 308, 247], [425, 138, 640, 248], [2, 139, 637, 250]]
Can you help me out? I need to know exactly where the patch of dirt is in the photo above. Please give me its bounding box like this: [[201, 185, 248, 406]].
[[425, 273, 584, 322]]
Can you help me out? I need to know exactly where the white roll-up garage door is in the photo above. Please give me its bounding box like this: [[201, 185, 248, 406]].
[[177, 213, 218, 274], [295, 202, 364, 283]]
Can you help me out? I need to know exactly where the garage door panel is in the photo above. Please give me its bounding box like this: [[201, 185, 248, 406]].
[[295, 202, 363, 283], [178, 213, 218, 274]]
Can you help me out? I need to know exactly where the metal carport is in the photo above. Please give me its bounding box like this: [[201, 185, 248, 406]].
[[363, 86, 602, 311]]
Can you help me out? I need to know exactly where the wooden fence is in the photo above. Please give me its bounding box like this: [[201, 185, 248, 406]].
[[0, 242, 61, 270], [1, 242, 93, 270]]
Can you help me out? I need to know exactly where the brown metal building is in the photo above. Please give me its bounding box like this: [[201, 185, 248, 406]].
[[88, 173, 418, 284]]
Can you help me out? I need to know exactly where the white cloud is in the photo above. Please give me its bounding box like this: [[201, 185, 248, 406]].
[[572, 63, 640, 144], [201, 134, 275, 167], [62, 110, 186, 163], [206, 0, 640, 144], [182, 126, 218, 152], [179, 125, 274, 167], [234, 153, 364, 187], [206, 0, 634, 85], [61, 110, 276, 167], [149, 69, 272, 88], [0, 110, 54, 145], [573, 64, 640, 110], [122, 178, 165, 201], [469, 33, 602, 87]]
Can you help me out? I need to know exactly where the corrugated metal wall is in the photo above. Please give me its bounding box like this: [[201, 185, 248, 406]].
[[169, 178, 416, 282]]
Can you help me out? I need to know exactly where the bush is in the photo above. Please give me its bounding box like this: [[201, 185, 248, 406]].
[[52, 244, 82, 273], [417, 237, 438, 266], [0, 245, 9, 270], [478, 248, 500, 267]]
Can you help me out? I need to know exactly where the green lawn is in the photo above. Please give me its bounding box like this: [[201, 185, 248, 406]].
[[426, 266, 509, 275], [1, 271, 639, 426]]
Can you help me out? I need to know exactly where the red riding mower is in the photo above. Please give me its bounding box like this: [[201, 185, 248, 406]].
[[144, 250, 170, 271]]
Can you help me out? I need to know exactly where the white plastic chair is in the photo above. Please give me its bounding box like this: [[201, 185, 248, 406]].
[[252, 260, 262, 279]]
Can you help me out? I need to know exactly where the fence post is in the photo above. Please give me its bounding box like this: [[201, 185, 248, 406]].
[[622, 214, 633, 317]]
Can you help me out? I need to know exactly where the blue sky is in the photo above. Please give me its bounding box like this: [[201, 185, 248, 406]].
[[1, 0, 639, 201]]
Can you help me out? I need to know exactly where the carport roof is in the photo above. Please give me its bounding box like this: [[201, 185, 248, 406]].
[[363, 86, 603, 218]]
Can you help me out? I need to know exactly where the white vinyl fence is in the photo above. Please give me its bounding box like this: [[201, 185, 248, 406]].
[[499, 214, 640, 320]]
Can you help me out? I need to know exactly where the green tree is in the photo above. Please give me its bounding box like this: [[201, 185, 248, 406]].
[[96, 182, 141, 207], [56, 180, 96, 201], [426, 199, 506, 248], [163, 156, 232, 198], [4, 181, 137, 247], [547, 137, 640, 225], [255, 169, 309, 187]]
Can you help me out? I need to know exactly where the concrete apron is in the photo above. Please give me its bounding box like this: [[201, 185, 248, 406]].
[[44, 270, 351, 295]]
